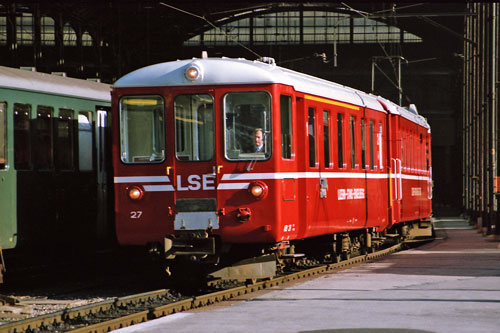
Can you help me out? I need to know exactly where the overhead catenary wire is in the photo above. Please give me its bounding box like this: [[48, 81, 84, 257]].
[[159, 2, 262, 59]]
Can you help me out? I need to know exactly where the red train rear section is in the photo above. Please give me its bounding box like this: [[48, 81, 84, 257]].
[[112, 57, 432, 280]]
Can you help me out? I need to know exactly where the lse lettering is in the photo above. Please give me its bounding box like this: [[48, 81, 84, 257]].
[[176, 174, 215, 191]]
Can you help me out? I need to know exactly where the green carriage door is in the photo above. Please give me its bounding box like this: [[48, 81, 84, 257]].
[[0, 101, 17, 252]]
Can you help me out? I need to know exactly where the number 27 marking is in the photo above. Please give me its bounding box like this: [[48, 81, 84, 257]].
[[130, 211, 143, 219]]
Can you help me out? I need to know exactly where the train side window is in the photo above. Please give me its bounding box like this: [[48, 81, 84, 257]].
[[280, 95, 292, 159], [350, 115, 356, 169], [78, 111, 94, 171], [337, 113, 344, 168], [34, 106, 54, 170], [56, 109, 75, 170], [361, 118, 366, 169], [0, 102, 6, 169], [369, 120, 374, 169], [174, 94, 214, 161], [14, 103, 32, 170], [119, 95, 165, 164], [308, 108, 316, 167], [224, 91, 271, 160], [323, 110, 330, 168]]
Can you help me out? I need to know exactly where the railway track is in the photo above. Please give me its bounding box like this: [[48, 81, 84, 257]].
[[0, 241, 405, 333]]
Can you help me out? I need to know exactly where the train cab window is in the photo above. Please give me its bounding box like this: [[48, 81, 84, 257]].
[[174, 94, 214, 161], [369, 120, 375, 169], [0, 102, 6, 169], [323, 110, 330, 168], [35, 106, 54, 170], [56, 109, 75, 170], [78, 112, 93, 171], [14, 103, 31, 170], [337, 113, 344, 168], [280, 95, 292, 159], [224, 91, 271, 160], [119, 95, 165, 164], [308, 108, 316, 167], [350, 116, 356, 169]]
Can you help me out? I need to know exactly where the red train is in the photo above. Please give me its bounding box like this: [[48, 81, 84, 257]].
[[111, 56, 432, 280]]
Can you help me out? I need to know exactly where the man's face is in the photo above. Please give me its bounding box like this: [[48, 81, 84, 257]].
[[254, 130, 263, 147]]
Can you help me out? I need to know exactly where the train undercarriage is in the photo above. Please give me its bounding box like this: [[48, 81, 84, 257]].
[[155, 219, 434, 290]]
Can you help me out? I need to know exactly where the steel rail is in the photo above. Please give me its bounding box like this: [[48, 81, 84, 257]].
[[0, 242, 403, 333]]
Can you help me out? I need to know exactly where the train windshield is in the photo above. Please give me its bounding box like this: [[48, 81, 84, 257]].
[[223, 91, 271, 160], [119, 95, 165, 163], [174, 94, 214, 161]]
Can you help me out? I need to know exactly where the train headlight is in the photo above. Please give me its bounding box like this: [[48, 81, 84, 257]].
[[248, 181, 268, 200], [128, 186, 144, 200], [185, 64, 202, 81]]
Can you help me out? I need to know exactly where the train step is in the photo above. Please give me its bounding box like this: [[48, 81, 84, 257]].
[[383, 234, 401, 238]]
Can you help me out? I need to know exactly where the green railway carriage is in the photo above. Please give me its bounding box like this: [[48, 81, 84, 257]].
[[0, 66, 112, 282]]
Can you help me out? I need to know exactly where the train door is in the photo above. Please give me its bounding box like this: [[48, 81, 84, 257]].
[[389, 114, 402, 224], [303, 101, 323, 233], [278, 94, 300, 241], [169, 92, 219, 234], [96, 106, 112, 240], [0, 101, 17, 253]]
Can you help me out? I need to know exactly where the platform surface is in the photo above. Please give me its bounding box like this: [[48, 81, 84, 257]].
[[116, 217, 500, 333]]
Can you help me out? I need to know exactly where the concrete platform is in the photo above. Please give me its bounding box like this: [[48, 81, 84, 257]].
[[116, 217, 500, 333]]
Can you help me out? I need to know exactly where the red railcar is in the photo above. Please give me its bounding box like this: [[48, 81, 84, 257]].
[[112, 57, 432, 279]]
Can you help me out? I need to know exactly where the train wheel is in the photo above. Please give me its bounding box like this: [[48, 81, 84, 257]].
[[341, 252, 350, 261]]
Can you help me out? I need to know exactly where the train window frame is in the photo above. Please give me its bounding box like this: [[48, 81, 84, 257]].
[[361, 117, 366, 169], [35, 105, 54, 170], [0, 102, 6, 169], [78, 111, 94, 171], [174, 94, 215, 162], [349, 115, 356, 169], [119, 95, 166, 164], [308, 107, 316, 168], [337, 112, 344, 168], [369, 119, 375, 169], [323, 110, 331, 168], [56, 108, 75, 171], [14, 103, 32, 170], [223, 91, 272, 161], [280, 95, 293, 160]]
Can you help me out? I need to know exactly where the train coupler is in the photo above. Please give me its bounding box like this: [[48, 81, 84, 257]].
[[164, 231, 216, 259]]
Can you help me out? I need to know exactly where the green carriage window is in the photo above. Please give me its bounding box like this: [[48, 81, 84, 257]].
[[174, 94, 214, 161], [35, 106, 54, 170], [78, 111, 93, 171], [120, 95, 165, 164], [0, 102, 6, 169], [14, 103, 31, 170], [56, 109, 75, 170]]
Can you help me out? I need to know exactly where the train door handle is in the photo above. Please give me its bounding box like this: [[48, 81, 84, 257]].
[[391, 159, 397, 201], [397, 159, 402, 201], [320, 178, 328, 199]]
